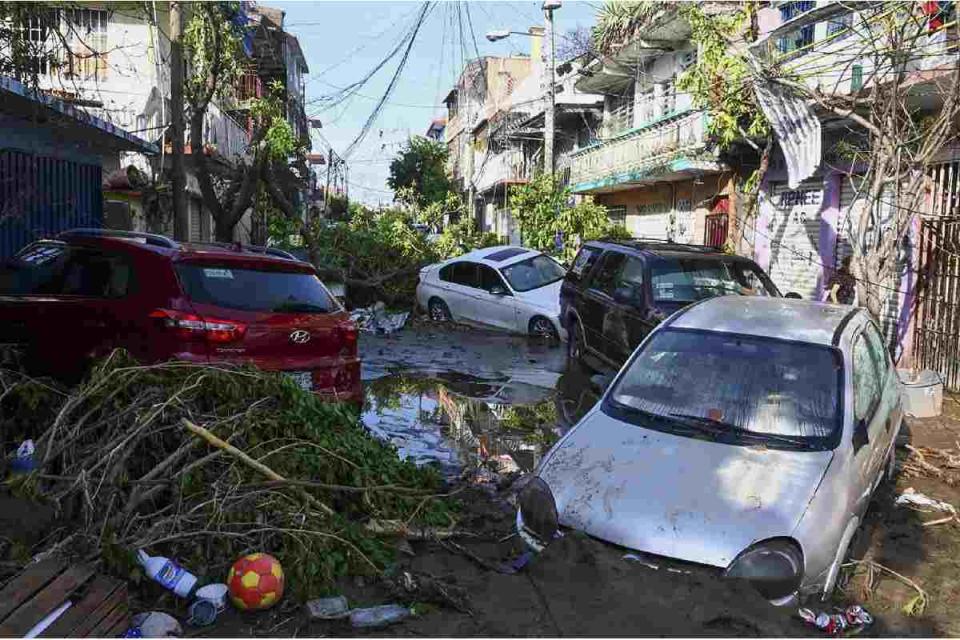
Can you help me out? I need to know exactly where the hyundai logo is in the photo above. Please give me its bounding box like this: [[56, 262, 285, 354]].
[[289, 329, 311, 344]]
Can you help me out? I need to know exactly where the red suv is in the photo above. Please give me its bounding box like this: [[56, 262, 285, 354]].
[[0, 229, 361, 403]]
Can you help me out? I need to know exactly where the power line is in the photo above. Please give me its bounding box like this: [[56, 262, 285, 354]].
[[343, 2, 434, 159]]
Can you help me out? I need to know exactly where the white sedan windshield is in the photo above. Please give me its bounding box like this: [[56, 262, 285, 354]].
[[501, 255, 565, 292], [608, 329, 842, 447]]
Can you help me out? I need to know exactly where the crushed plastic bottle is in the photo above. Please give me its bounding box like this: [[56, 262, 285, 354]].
[[10, 440, 36, 474], [349, 604, 410, 628]]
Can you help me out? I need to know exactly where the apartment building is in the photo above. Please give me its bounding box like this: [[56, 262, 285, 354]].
[[1, 2, 309, 246], [747, 0, 958, 372]]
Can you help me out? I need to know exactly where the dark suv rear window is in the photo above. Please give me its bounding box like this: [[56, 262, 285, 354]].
[[176, 264, 338, 313]]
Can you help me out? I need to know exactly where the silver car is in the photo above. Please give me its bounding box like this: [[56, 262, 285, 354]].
[[517, 296, 902, 604]]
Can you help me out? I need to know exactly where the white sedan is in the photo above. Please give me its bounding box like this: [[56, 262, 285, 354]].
[[416, 246, 567, 341]]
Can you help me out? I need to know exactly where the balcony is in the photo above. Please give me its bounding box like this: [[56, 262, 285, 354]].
[[472, 148, 531, 193], [203, 101, 249, 163], [570, 110, 721, 193]]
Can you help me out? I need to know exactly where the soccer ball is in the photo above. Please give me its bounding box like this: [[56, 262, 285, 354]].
[[227, 553, 284, 610]]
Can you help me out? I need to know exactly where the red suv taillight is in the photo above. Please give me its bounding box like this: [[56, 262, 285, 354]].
[[149, 309, 247, 343], [338, 323, 358, 355]]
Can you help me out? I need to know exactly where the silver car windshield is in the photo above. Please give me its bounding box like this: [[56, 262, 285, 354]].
[[606, 329, 842, 450], [500, 255, 565, 293]]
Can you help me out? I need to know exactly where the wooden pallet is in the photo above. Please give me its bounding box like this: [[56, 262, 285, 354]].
[[0, 559, 129, 638]]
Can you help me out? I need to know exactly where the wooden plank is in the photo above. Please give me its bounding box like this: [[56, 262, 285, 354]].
[[0, 565, 94, 638], [102, 617, 131, 639], [0, 559, 68, 624], [85, 602, 128, 639], [70, 584, 127, 638], [40, 575, 120, 638]]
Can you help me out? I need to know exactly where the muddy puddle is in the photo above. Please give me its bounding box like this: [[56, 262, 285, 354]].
[[361, 366, 605, 478]]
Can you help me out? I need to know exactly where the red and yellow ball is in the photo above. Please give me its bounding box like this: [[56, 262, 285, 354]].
[[227, 553, 284, 611]]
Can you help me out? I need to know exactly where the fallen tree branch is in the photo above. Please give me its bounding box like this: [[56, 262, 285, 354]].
[[182, 418, 335, 517]]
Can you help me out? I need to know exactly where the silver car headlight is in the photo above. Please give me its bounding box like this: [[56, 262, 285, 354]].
[[518, 477, 559, 543], [724, 538, 803, 601]]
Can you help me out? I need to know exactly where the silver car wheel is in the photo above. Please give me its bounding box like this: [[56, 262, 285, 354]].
[[530, 316, 558, 341], [428, 298, 451, 322]]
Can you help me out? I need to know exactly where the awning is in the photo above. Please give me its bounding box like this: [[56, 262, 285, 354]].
[[0, 75, 158, 155]]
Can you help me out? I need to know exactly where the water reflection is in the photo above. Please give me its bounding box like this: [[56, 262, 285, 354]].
[[362, 365, 601, 477]]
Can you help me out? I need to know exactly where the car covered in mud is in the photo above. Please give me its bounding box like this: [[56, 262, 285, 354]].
[[416, 246, 567, 340], [517, 296, 902, 604]]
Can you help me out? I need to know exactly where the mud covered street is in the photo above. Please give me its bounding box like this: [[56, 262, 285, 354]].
[[304, 321, 955, 637]]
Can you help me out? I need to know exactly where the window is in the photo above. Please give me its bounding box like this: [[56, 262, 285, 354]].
[[612, 257, 645, 305], [606, 205, 627, 228], [776, 24, 815, 55], [826, 12, 853, 36], [607, 328, 843, 449], [569, 246, 601, 281], [500, 255, 566, 293], [19, 9, 57, 76], [175, 265, 337, 312], [1, 243, 67, 294], [729, 263, 778, 297], [778, 1, 815, 21], [863, 322, 892, 388], [852, 334, 882, 423], [59, 250, 134, 298], [442, 261, 479, 288], [64, 9, 109, 81], [651, 258, 775, 302], [479, 265, 509, 294], [588, 251, 626, 296]]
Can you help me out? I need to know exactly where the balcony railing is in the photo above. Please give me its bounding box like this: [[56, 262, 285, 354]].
[[204, 101, 249, 162], [570, 110, 707, 189], [472, 148, 531, 193]]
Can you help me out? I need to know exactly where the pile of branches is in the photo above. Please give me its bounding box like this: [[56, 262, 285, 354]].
[[6, 351, 455, 598]]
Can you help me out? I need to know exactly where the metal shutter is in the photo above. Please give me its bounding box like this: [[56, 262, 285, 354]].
[[766, 179, 826, 299], [627, 203, 671, 240]]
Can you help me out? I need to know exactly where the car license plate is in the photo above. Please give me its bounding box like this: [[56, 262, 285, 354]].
[[286, 371, 313, 391]]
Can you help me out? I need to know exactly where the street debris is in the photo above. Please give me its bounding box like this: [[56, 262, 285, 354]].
[[843, 559, 929, 616], [349, 604, 411, 628], [895, 487, 959, 526], [187, 584, 228, 626], [137, 550, 198, 598], [350, 302, 409, 334], [10, 439, 36, 474], [902, 443, 960, 485], [123, 612, 182, 638], [305, 595, 350, 620], [798, 604, 873, 635], [1, 350, 451, 601], [227, 553, 285, 611], [383, 569, 471, 613]]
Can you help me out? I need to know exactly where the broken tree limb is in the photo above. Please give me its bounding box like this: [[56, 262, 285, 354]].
[[364, 519, 473, 540], [181, 418, 335, 517]]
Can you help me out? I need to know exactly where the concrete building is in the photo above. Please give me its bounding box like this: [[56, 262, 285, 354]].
[[0, 75, 157, 257], [569, 5, 730, 248]]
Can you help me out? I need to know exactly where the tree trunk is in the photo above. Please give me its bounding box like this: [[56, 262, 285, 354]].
[[169, 2, 188, 241], [214, 217, 236, 243]]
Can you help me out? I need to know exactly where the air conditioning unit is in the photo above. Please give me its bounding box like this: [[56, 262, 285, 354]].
[[679, 52, 696, 70]]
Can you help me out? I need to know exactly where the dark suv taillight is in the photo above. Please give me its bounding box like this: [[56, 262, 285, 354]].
[[149, 309, 247, 343]]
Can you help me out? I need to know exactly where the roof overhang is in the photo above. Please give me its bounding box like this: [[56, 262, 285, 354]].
[[571, 158, 726, 194], [0, 76, 158, 154]]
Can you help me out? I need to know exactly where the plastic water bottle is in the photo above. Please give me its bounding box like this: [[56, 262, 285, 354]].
[[137, 550, 198, 598], [10, 440, 36, 474]]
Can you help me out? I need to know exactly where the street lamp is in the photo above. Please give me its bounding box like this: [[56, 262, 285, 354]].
[[488, 1, 560, 175]]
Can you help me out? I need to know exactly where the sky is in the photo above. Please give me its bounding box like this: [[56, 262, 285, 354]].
[[272, 0, 602, 206]]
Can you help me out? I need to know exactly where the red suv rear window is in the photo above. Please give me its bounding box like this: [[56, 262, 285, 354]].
[[175, 264, 338, 313]]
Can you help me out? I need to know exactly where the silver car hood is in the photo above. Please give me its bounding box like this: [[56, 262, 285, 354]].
[[539, 411, 833, 569]]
